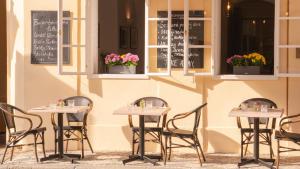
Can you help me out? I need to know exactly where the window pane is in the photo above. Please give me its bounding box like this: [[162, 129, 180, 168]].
[[186, 48, 211, 73], [148, 48, 169, 73], [62, 0, 86, 18], [149, 20, 168, 46], [189, 0, 212, 18], [61, 47, 86, 73], [279, 48, 300, 74], [280, 0, 300, 17], [64, 20, 86, 46], [189, 20, 211, 46], [147, 0, 168, 18], [280, 20, 300, 45]]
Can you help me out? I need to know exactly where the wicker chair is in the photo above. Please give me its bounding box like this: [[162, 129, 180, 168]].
[[237, 98, 277, 160], [163, 103, 207, 166], [128, 97, 168, 158], [51, 96, 94, 158], [275, 113, 300, 169], [0, 103, 46, 163]]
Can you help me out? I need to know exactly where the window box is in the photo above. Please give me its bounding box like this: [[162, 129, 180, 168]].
[[108, 65, 136, 74], [233, 66, 261, 75]]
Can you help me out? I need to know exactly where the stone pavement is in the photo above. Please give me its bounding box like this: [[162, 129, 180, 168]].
[[0, 149, 300, 169]]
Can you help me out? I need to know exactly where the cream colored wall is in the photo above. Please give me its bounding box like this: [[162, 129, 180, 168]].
[[6, 0, 300, 156]]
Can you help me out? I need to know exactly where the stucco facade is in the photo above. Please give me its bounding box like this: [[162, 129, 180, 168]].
[[5, 0, 300, 155]]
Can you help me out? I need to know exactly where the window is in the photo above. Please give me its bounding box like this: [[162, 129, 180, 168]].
[[58, 0, 298, 79], [220, 0, 275, 75], [98, 0, 145, 75], [57, 0, 88, 75], [277, 0, 300, 77]]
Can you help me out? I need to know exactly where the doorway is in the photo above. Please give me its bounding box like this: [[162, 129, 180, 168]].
[[0, 0, 7, 146]]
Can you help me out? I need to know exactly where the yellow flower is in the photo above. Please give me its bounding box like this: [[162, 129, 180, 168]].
[[120, 54, 126, 59]]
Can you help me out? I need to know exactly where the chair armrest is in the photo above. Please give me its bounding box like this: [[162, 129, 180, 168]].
[[279, 113, 300, 134], [23, 112, 43, 128], [13, 106, 43, 128], [51, 113, 57, 127], [166, 111, 194, 131], [2, 111, 33, 144]]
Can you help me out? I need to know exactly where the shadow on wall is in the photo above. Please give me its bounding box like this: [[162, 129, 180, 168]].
[[206, 130, 240, 153], [121, 124, 162, 153], [150, 76, 222, 153], [88, 79, 103, 97]]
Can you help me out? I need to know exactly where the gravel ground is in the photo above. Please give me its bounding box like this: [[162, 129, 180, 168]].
[[0, 149, 299, 169]]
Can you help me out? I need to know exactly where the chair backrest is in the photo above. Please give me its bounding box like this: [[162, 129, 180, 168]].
[[132, 97, 168, 126], [240, 98, 277, 128], [192, 103, 207, 134], [63, 96, 93, 124], [0, 103, 17, 132]]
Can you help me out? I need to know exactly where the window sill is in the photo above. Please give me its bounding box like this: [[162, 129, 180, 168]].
[[214, 75, 278, 80], [87, 74, 149, 80]]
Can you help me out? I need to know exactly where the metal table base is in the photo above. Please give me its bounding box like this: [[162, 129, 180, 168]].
[[238, 118, 275, 169], [41, 113, 81, 163], [122, 115, 160, 165]]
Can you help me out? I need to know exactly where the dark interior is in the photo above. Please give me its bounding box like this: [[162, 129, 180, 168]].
[[0, 0, 7, 145], [98, 0, 145, 74], [221, 0, 275, 75]]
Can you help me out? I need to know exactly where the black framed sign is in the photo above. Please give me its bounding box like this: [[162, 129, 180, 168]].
[[31, 11, 70, 64], [157, 11, 204, 68]]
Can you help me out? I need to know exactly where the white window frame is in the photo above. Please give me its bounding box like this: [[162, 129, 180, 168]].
[[60, 0, 289, 80], [213, 0, 278, 80], [276, 0, 300, 77], [144, 0, 171, 76], [57, 0, 88, 75], [183, 0, 214, 76]]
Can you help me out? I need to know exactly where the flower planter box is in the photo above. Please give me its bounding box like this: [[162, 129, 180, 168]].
[[233, 66, 261, 75], [108, 65, 136, 74]]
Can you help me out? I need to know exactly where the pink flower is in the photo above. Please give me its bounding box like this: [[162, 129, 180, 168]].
[[104, 52, 139, 66]]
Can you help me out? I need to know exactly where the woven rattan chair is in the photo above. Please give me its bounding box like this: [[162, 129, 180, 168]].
[[128, 97, 168, 158], [163, 103, 207, 166], [275, 113, 300, 169], [0, 103, 46, 163], [237, 98, 277, 160], [51, 96, 94, 158]]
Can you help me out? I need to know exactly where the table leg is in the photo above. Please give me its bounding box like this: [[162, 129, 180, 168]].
[[238, 117, 275, 169], [253, 117, 259, 160], [40, 113, 81, 163], [57, 113, 64, 158], [139, 115, 145, 159], [122, 115, 158, 165]]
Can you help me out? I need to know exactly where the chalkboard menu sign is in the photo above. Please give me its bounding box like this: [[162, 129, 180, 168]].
[[157, 11, 204, 68], [31, 11, 70, 64]]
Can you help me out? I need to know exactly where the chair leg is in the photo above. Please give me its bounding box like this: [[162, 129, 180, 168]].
[[244, 133, 251, 157], [65, 140, 69, 153], [159, 133, 164, 160], [42, 132, 46, 158], [84, 131, 94, 153], [136, 144, 140, 155], [10, 145, 14, 161], [168, 136, 172, 160], [164, 136, 168, 165], [131, 132, 136, 155], [1, 145, 8, 164], [240, 132, 244, 160], [54, 130, 57, 155], [193, 138, 203, 166], [276, 139, 280, 169], [195, 136, 206, 162], [268, 133, 273, 159], [34, 135, 39, 162], [81, 131, 84, 158]]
